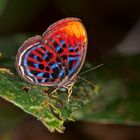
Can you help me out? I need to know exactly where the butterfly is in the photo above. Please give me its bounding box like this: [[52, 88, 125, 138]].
[[15, 17, 87, 101]]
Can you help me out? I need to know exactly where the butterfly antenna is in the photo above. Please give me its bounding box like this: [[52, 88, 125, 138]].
[[79, 63, 104, 76], [78, 76, 96, 88]]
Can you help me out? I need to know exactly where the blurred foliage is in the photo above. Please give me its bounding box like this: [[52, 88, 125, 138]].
[[74, 55, 140, 125], [0, 0, 8, 17], [0, 34, 140, 133]]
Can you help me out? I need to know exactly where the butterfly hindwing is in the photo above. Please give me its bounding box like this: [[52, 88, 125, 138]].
[[16, 36, 67, 86]]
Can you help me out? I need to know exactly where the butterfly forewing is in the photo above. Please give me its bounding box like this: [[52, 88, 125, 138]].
[[43, 18, 87, 84]]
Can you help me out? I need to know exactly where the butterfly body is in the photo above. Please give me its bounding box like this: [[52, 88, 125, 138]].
[[16, 17, 87, 92]]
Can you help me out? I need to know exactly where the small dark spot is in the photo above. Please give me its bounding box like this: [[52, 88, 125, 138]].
[[39, 64, 44, 70], [62, 44, 67, 48], [53, 42, 59, 48], [37, 56, 42, 62], [49, 61, 54, 66], [51, 73, 57, 78], [49, 38, 53, 42], [47, 52, 53, 58], [40, 46, 46, 52], [46, 66, 50, 71], [69, 61, 74, 70], [65, 69, 69, 75], [69, 49, 74, 52], [45, 79, 49, 82], [45, 57, 50, 62], [27, 61, 35, 67], [62, 55, 67, 60], [61, 71, 66, 78], [58, 64, 62, 69], [38, 78, 42, 83], [29, 53, 34, 58], [69, 54, 78, 57], [75, 48, 79, 52], [36, 49, 44, 56], [53, 67, 60, 75], [56, 57, 61, 62], [43, 73, 50, 78], [22, 86, 31, 92], [31, 70, 40, 75], [58, 48, 63, 54]]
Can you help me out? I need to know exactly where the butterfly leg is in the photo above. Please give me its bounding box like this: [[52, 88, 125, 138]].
[[67, 86, 73, 102], [63, 82, 74, 102], [49, 87, 59, 97]]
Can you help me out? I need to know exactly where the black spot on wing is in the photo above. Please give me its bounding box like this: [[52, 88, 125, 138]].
[[69, 54, 79, 57], [40, 46, 47, 52], [51, 73, 57, 78], [47, 52, 53, 58], [56, 57, 61, 62], [62, 44, 67, 48], [29, 53, 35, 58], [75, 48, 79, 52], [30, 70, 40, 76], [35, 49, 44, 57], [27, 61, 35, 67], [52, 67, 60, 75], [68, 60, 77, 71], [68, 61, 73, 70], [45, 56, 50, 62], [43, 73, 50, 78], [45, 79, 49, 82], [37, 78, 42, 83], [61, 55, 67, 60], [38, 64, 44, 70], [37, 56, 42, 62], [49, 61, 54, 66], [46, 66, 50, 71], [69, 49, 74, 52], [58, 48, 63, 54], [53, 42, 59, 49]]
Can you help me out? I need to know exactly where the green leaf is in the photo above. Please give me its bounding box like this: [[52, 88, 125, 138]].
[[0, 34, 94, 132], [0, 68, 93, 132]]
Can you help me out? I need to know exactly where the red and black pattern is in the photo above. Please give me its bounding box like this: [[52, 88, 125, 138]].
[[15, 17, 87, 87]]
